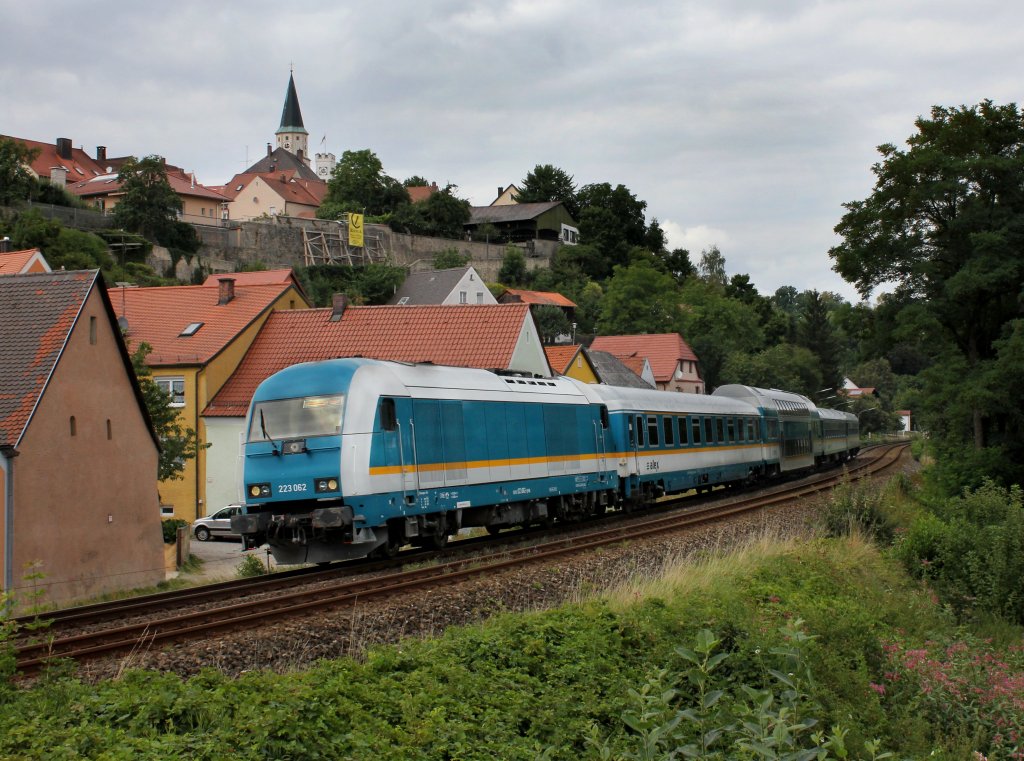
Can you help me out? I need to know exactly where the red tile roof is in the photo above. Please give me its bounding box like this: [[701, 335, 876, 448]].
[[202, 269, 298, 287], [1, 135, 105, 181], [406, 183, 439, 203], [0, 271, 96, 446], [68, 168, 228, 203], [544, 344, 582, 375], [499, 288, 577, 308], [205, 304, 533, 416], [0, 248, 49, 275], [220, 170, 327, 206], [589, 333, 698, 383], [110, 282, 301, 366]]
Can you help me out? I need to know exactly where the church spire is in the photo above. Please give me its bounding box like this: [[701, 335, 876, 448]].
[[275, 69, 310, 166], [277, 70, 307, 134]]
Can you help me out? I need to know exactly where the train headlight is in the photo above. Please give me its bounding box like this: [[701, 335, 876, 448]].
[[248, 483, 271, 499], [315, 477, 339, 493]]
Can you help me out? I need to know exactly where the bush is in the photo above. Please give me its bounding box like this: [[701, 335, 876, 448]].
[[823, 477, 897, 544], [160, 519, 187, 545], [236, 553, 267, 578], [895, 480, 1024, 623]]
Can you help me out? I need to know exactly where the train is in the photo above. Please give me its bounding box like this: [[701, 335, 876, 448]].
[[231, 358, 860, 564]]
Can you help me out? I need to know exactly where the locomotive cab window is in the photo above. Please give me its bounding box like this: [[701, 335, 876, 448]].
[[600, 405, 609, 429], [380, 398, 397, 431], [635, 415, 646, 447], [248, 394, 345, 442]]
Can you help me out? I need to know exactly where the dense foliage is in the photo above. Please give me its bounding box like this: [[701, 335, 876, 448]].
[[296, 263, 407, 307], [4, 527, 1018, 759], [832, 100, 1024, 487]]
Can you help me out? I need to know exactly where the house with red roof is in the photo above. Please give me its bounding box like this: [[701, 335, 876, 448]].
[[0, 135, 107, 188], [499, 287, 577, 317], [544, 344, 599, 384], [201, 301, 548, 508], [0, 247, 50, 275], [110, 277, 311, 521], [589, 333, 703, 393], [0, 271, 164, 609], [68, 163, 230, 223]]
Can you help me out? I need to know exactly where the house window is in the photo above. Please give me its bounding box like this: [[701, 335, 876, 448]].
[[89, 316, 97, 344], [160, 505, 175, 517], [107, 419, 112, 440], [459, 291, 467, 304], [476, 292, 483, 304], [70, 416, 77, 436], [156, 377, 186, 407]]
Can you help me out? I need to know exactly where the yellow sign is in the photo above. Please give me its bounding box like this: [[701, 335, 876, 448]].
[[348, 213, 364, 247]]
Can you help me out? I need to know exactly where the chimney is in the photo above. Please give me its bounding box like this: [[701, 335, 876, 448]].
[[267, 143, 272, 156], [49, 166, 68, 188], [497, 186, 503, 197], [217, 277, 236, 305], [0, 237, 11, 254], [96, 146, 106, 162], [330, 293, 348, 321], [56, 137, 72, 159]]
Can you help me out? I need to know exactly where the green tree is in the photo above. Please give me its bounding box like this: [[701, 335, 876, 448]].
[[320, 149, 409, 217], [517, 164, 579, 218], [659, 247, 695, 284], [531, 305, 572, 344], [403, 175, 430, 187], [0, 137, 38, 205], [129, 342, 205, 481], [297, 263, 406, 306], [831, 100, 1024, 455], [720, 344, 822, 397], [498, 247, 527, 285], [796, 290, 843, 398], [111, 156, 182, 242], [432, 248, 470, 269], [678, 279, 764, 390], [576, 182, 649, 279], [697, 245, 727, 286], [597, 259, 680, 335]]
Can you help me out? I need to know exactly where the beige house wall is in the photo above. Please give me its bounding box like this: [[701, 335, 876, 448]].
[[9, 287, 163, 609]]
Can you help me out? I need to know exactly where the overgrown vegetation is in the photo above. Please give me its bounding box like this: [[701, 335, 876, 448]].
[[160, 519, 188, 545]]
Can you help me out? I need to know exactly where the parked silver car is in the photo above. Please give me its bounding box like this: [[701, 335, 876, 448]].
[[192, 504, 243, 542]]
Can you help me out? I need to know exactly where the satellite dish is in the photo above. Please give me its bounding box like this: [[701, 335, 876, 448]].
[[117, 316, 129, 333]]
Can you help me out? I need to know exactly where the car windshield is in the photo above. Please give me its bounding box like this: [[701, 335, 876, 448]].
[[248, 395, 345, 442]]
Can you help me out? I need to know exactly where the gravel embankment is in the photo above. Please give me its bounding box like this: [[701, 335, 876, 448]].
[[73, 451, 918, 683]]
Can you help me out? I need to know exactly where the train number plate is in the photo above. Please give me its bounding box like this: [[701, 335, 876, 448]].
[[277, 483, 308, 494]]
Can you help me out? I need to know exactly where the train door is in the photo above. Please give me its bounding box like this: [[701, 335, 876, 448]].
[[594, 405, 610, 480], [379, 397, 417, 501]]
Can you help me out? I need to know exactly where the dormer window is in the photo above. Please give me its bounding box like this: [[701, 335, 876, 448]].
[[180, 322, 204, 337]]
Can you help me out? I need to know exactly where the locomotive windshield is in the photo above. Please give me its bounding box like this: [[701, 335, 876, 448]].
[[247, 395, 345, 442]]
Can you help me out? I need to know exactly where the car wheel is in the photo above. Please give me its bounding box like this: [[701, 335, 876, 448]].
[[195, 526, 211, 542]]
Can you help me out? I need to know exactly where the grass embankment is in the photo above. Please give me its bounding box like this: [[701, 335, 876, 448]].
[[1, 477, 1022, 759]]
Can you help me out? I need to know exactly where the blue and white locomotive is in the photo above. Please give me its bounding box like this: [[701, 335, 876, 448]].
[[233, 358, 859, 564]]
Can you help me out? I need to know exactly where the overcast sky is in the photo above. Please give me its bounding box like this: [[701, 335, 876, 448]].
[[4, 1, 1022, 302]]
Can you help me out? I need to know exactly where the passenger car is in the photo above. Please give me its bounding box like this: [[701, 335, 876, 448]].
[[192, 504, 244, 541]]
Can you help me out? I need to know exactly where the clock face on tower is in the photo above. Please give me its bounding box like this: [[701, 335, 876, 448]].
[[284, 141, 290, 149]]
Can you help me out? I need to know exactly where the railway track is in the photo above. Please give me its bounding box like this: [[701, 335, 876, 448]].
[[12, 443, 907, 676]]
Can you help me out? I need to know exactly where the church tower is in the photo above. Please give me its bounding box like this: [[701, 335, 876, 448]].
[[276, 69, 310, 166]]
